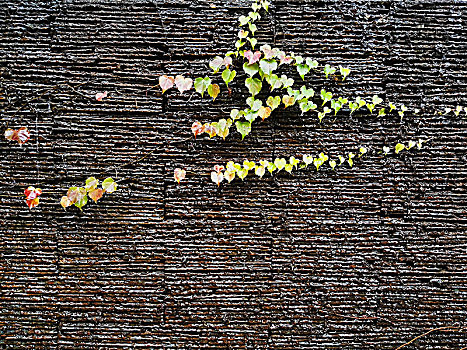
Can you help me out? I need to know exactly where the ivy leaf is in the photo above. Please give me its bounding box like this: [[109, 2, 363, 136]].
[[303, 154, 313, 166], [267, 162, 277, 174], [294, 56, 304, 64], [5, 127, 30, 145], [259, 59, 277, 76], [174, 168, 186, 184], [24, 186, 42, 209], [280, 75, 294, 89], [282, 95, 295, 108], [378, 108, 386, 117], [60, 196, 72, 209], [159, 75, 174, 93], [235, 40, 246, 49], [95, 91, 108, 101], [244, 50, 261, 65], [238, 29, 249, 39], [266, 74, 282, 91], [306, 58, 319, 68], [296, 64, 310, 80], [243, 62, 259, 77], [67, 187, 79, 205], [248, 22, 257, 35], [383, 146, 390, 155], [249, 11, 260, 21], [194, 77, 211, 97], [372, 95, 383, 105], [339, 65, 351, 80], [323, 64, 336, 79], [243, 160, 256, 170], [274, 158, 286, 171], [236, 121, 252, 140], [277, 51, 294, 65], [208, 84, 220, 101], [299, 99, 317, 114], [88, 188, 104, 203], [215, 118, 232, 140], [329, 160, 337, 170], [260, 44, 277, 59], [255, 165, 266, 178], [209, 56, 224, 73], [191, 121, 204, 138], [204, 123, 217, 138], [320, 89, 333, 106], [211, 171, 224, 186], [289, 156, 299, 169], [395, 143, 405, 154], [258, 106, 272, 121], [285, 164, 293, 173], [247, 37, 258, 49], [175, 75, 193, 94], [408, 140, 416, 149], [245, 77, 262, 96], [102, 178, 117, 193], [236, 168, 248, 180], [74, 187, 88, 210], [300, 85, 315, 99], [224, 170, 236, 183], [267, 96, 281, 111], [221, 68, 236, 87], [238, 15, 250, 26], [85, 177, 99, 192]]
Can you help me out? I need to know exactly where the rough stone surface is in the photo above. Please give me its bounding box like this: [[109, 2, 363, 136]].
[[0, 0, 466, 349]]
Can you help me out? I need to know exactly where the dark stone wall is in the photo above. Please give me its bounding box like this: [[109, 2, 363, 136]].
[[1, 0, 466, 349]]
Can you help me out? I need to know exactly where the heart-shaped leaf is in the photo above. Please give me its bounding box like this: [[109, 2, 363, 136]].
[[248, 22, 257, 35], [245, 77, 262, 96], [191, 121, 204, 138], [208, 84, 220, 101], [372, 95, 383, 105], [194, 77, 212, 97], [266, 74, 282, 91], [259, 59, 278, 76], [267, 96, 281, 110], [258, 106, 272, 120], [209, 56, 224, 73], [85, 177, 99, 191], [324, 64, 336, 79], [306, 58, 319, 68], [339, 65, 351, 80], [243, 62, 259, 77], [244, 50, 261, 65], [238, 15, 250, 26], [296, 64, 310, 80], [88, 188, 104, 203], [280, 75, 294, 89], [236, 121, 252, 140], [174, 168, 186, 184], [102, 178, 117, 193], [255, 165, 266, 178], [175, 75, 193, 94], [211, 171, 224, 186], [395, 143, 405, 154], [159, 75, 174, 93], [320, 89, 333, 106], [282, 95, 295, 108], [247, 37, 258, 49], [222, 68, 236, 87], [274, 158, 287, 171]]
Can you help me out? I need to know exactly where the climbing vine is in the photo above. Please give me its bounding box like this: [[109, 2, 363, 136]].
[[2, 0, 466, 209]]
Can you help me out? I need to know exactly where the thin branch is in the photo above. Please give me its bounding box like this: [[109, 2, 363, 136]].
[[395, 326, 466, 350]]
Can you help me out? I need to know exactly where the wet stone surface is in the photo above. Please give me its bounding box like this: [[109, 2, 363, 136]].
[[0, 0, 466, 349]]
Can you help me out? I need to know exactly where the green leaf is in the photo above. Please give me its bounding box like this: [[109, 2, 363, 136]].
[[294, 56, 304, 64], [259, 59, 278, 76], [194, 77, 211, 97], [320, 89, 333, 106], [306, 58, 319, 68], [235, 39, 246, 49], [282, 95, 295, 108], [102, 177, 117, 193], [372, 95, 383, 105], [235, 121, 251, 140], [245, 77, 262, 96], [266, 74, 282, 91], [222, 68, 236, 87], [324, 64, 336, 79], [329, 160, 337, 170], [299, 99, 317, 114], [300, 85, 314, 99], [247, 37, 257, 49], [267, 96, 281, 110], [395, 143, 405, 154], [285, 164, 293, 173], [243, 160, 256, 170], [280, 75, 294, 89], [74, 187, 87, 210], [339, 65, 351, 80], [378, 108, 386, 117], [243, 62, 259, 77], [248, 22, 257, 35], [296, 64, 310, 80], [267, 162, 277, 174], [238, 15, 250, 26], [236, 167, 248, 180], [85, 177, 98, 192], [274, 158, 287, 171]]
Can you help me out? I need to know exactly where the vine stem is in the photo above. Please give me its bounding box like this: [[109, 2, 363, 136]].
[[394, 326, 466, 350]]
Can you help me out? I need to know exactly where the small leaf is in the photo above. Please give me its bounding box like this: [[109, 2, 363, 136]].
[[248, 22, 257, 35], [224, 170, 236, 183], [259, 59, 278, 76], [372, 95, 383, 105], [85, 177, 99, 192], [74, 187, 88, 210], [383, 146, 390, 155], [174, 168, 186, 184], [243, 62, 259, 77], [274, 158, 286, 171], [235, 121, 252, 140], [88, 188, 104, 203], [339, 66, 351, 80], [175, 75, 193, 94], [320, 89, 333, 106], [408, 140, 416, 149], [209, 56, 224, 73], [329, 160, 337, 170], [238, 15, 250, 26], [378, 108, 386, 117], [245, 77, 262, 96], [247, 37, 258, 49], [285, 164, 293, 173], [258, 106, 272, 121], [266, 74, 282, 91], [244, 50, 262, 65], [60, 196, 72, 209], [102, 178, 117, 193], [211, 171, 224, 186], [204, 123, 217, 138], [222, 68, 236, 87], [296, 64, 310, 80], [267, 96, 281, 110], [243, 160, 256, 170], [159, 75, 174, 93], [282, 95, 295, 108], [95, 91, 108, 101], [236, 168, 248, 180], [255, 165, 266, 178], [323, 64, 336, 79], [194, 77, 211, 97], [238, 29, 249, 39], [191, 121, 204, 138], [207, 84, 220, 101], [306, 58, 319, 68], [280, 75, 294, 89], [395, 143, 405, 154]]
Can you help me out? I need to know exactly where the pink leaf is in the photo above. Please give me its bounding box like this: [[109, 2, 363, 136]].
[[175, 75, 193, 94], [174, 168, 186, 184], [24, 186, 42, 209], [213, 165, 225, 173], [211, 171, 224, 186], [5, 127, 30, 144], [191, 121, 204, 138], [159, 75, 175, 93], [223, 56, 233, 68], [244, 50, 262, 65], [95, 91, 108, 101]]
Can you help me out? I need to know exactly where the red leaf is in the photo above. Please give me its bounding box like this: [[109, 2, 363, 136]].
[[174, 168, 186, 184], [5, 127, 30, 144], [191, 121, 204, 138], [95, 91, 108, 101], [26, 197, 40, 210], [88, 188, 104, 203], [213, 165, 225, 173], [24, 186, 42, 209]]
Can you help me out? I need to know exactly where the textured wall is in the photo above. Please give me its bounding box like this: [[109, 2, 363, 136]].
[[1, 0, 466, 349]]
